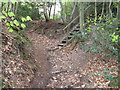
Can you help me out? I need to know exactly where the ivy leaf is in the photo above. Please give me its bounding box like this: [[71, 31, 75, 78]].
[[102, 28, 104, 30], [13, 20, 19, 26], [10, 21, 14, 27], [8, 28, 13, 32], [0, 16, 6, 19], [8, 12, 15, 17], [112, 39, 116, 42], [6, 23, 10, 27], [110, 22, 112, 24], [26, 16, 32, 21], [98, 17, 102, 20], [2, 10, 7, 16], [11, 17, 15, 20], [21, 23, 26, 28], [111, 32, 115, 37], [21, 17, 26, 22]]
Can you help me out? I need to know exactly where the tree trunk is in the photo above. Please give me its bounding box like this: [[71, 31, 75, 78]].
[[117, 1, 120, 19], [95, 0, 97, 21], [53, 1, 56, 20], [109, 0, 112, 17], [101, 2, 105, 17], [7, 2, 10, 12], [48, 3, 52, 18], [105, 2, 109, 17], [1, 2, 4, 11], [70, 0, 79, 23], [79, 2, 85, 35], [59, 0, 66, 23], [43, 2, 49, 22]]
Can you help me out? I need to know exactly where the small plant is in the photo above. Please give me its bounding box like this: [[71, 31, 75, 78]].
[[80, 16, 119, 58], [1, 10, 32, 33], [81, 15, 120, 87], [1, 10, 32, 44]]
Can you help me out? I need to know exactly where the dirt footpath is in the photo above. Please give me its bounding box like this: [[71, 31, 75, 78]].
[[26, 31, 90, 88], [26, 32, 51, 88], [25, 20, 118, 88]]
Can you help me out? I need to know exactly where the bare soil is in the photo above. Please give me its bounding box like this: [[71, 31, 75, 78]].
[[26, 32, 51, 88], [26, 20, 118, 88], [2, 20, 118, 88]]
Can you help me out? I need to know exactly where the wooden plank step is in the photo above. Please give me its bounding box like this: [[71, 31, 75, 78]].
[[67, 36, 73, 39], [61, 40, 67, 43], [69, 33, 74, 35], [75, 27, 80, 29], [57, 44, 65, 47], [72, 29, 79, 32]]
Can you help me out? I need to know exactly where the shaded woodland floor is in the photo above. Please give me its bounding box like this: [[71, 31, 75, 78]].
[[1, 20, 118, 88], [26, 20, 118, 88]]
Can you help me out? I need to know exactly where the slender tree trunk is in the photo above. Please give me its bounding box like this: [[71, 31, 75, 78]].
[[105, 2, 109, 16], [9, 2, 13, 12], [14, 2, 18, 14], [13, 2, 17, 14], [48, 3, 52, 18], [11, 3, 14, 12], [64, 2, 67, 22], [117, 1, 120, 19], [53, 1, 56, 20], [95, 0, 97, 21], [70, 0, 79, 24], [79, 2, 85, 35], [59, 0, 66, 23], [1, 2, 4, 11], [101, 2, 105, 17], [109, 0, 112, 17], [44, 2, 49, 22], [7, 2, 10, 12]]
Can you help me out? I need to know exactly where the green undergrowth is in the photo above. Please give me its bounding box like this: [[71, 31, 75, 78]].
[[69, 16, 119, 87]]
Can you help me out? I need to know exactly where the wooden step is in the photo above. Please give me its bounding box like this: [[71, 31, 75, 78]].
[[72, 29, 79, 32], [69, 33, 74, 35], [76, 27, 80, 29], [57, 44, 65, 47], [67, 36, 73, 39], [61, 40, 67, 43]]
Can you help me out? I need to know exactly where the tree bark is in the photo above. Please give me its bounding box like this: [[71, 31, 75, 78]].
[[70, 0, 79, 23], [105, 2, 109, 15], [1, 2, 4, 11], [48, 3, 53, 18], [79, 2, 85, 35], [95, 0, 97, 21], [53, 1, 56, 20], [69, 1, 79, 29], [109, 0, 112, 17], [59, 0, 66, 23], [101, 2, 105, 17], [43, 2, 49, 22]]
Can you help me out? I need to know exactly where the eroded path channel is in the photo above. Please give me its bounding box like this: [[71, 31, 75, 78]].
[[26, 31, 91, 88]]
